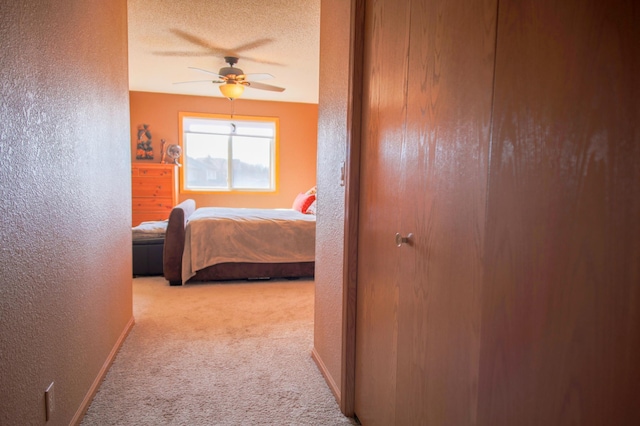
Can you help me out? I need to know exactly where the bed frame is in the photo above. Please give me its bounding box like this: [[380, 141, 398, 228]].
[[163, 199, 315, 285]]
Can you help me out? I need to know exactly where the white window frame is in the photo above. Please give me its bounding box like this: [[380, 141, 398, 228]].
[[178, 112, 279, 193]]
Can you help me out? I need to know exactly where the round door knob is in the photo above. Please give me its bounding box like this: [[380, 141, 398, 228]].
[[395, 233, 413, 247]]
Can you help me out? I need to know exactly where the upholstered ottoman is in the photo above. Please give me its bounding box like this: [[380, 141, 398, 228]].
[[132, 221, 168, 277]]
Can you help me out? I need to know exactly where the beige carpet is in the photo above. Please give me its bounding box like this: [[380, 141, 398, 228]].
[[81, 277, 356, 425]]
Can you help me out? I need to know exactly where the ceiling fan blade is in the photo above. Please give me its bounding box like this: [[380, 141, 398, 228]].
[[243, 73, 274, 81], [188, 67, 226, 79], [230, 38, 274, 53], [173, 79, 224, 85], [152, 51, 215, 57], [239, 56, 286, 66], [246, 81, 286, 92], [155, 29, 286, 65], [170, 29, 227, 54]]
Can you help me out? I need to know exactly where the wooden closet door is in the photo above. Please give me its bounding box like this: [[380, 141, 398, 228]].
[[354, 0, 410, 424], [355, 0, 496, 424], [478, 0, 640, 425], [394, 0, 496, 424]]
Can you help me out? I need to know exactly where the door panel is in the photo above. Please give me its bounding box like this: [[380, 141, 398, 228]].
[[478, 0, 640, 425], [355, 0, 639, 424], [354, 0, 410, 424], [355, 0, 497, 424], [395, 0, 496, 424]]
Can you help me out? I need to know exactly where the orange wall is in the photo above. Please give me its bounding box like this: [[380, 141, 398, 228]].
[[130, 91, 318, 209]]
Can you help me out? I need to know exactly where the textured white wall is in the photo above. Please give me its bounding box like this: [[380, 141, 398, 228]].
[[0, 2, 132, 424], [313, 0, 352, 400]]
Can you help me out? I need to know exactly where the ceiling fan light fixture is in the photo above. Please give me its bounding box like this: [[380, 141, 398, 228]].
[[219, 82, 245, 100]]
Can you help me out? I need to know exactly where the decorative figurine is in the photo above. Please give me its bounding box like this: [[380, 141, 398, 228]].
[[135, 124, 154, 160], [159, 139, 167, 163]]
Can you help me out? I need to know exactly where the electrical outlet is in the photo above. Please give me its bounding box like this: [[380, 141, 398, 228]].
[[45, 382, 55, 421]]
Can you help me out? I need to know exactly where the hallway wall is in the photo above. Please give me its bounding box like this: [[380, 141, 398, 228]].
[[0, 2, 133, 424], [313, 0, 355, 403]]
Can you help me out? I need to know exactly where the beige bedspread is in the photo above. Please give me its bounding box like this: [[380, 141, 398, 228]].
[[182, 207, 316, 283]]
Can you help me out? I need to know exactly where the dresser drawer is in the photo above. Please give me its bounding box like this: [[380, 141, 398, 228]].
[[131, 163, 178, 227], [135, 167, 174, 177], [132, 177, 173, 197], [132, 197, 174, 212]]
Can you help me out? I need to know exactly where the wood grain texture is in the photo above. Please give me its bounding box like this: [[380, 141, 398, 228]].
[[394, 0, 496, 424], [131, 164, 178, 226], [354, 0, 411, 423], [356, 0, 497, 424], [341, 0, 365, 417], [478, 0, 640, 424]]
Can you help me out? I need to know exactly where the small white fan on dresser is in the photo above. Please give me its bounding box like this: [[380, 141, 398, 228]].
[[162, 143, 182, 167]]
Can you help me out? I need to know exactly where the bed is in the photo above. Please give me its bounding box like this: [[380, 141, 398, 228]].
[[163, 198, 316, 285]]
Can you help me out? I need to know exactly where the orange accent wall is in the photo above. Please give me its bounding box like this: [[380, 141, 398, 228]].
[[130, 91, 318, 209]]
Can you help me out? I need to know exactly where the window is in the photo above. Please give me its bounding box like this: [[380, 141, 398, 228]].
[[179, 113, 278, 192]]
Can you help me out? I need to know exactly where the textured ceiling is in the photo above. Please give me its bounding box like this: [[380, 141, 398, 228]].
[[127, 0, 321, 103]]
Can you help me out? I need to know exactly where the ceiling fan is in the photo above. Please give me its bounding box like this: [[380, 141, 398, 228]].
[[175, 56, 285, 100], [154, 29, 283, 66]]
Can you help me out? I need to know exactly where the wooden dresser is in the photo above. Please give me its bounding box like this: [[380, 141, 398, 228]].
[[131, 163, 179, 226]]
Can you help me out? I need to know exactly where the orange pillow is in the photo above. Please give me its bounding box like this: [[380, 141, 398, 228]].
[[292, 193, 316, 214]]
